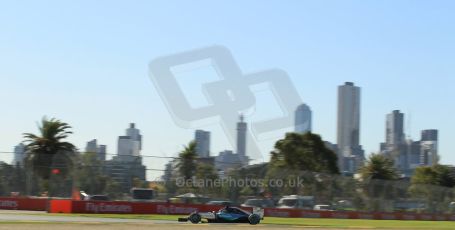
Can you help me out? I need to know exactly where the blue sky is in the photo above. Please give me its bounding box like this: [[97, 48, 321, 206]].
[[1, 0, 454, 179]]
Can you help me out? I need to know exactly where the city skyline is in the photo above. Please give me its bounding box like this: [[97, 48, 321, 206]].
[[1, 80, 449, 179], [5, 82, 443, 177], [1, 1, 455, 180]]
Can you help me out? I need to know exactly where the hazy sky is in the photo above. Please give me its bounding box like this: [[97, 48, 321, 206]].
[[1, 0, 454, 179]]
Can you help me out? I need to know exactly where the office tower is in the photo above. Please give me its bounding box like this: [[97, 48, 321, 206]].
[[295, 104, 312, 134], [98, 145, 107, 161], [117, 123, 142, 159], [195, 130, 210, 158], [420, 129, 438, 166], [337, 82, 361, 152], [215, 150, 243, 173], [386, 110, 405, 146], [86, 139, 98, 153], [126, 123, 142, 150], [105, 123, 146, 192], [13, 143, 26, 167], [337, 82, 364, 173], [421, 129, 438, 141], [381, 110, 407, 171], [236, 114, 247, 158], [85, 139, 107, 161]]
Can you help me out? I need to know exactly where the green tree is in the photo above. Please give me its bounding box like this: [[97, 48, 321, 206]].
[[194, 163, 220, 196], [409, 164, 455, 213], [0, 162, 28, 196], [358, 154, 399, 181], [23, 117, 77, 180], [358, 154, 399, 212], [177, 141, 197, 180], [266, 132, 339, 200], [269, 132, 339, 174], [76, 152, 109, 195], [104, 178, 123, 200], [411, 165, 455, 188], [132, 177, 149, 188]]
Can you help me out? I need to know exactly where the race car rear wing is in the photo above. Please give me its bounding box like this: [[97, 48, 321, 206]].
[[252, 207, 265, 219]]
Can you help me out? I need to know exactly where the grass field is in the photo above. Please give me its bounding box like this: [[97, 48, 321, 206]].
[[45, 213, 455, 229]]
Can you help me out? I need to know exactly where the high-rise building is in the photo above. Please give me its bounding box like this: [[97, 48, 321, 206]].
[[420, 129, 438, 166], [215, 150, 243, 173], [421, 129, 438, 141], [126, 123, 142, 150], [337, 82, 361, 152], [85, 139, 107, 161], [98, 145, 107, 161], [105, 123, 146, 192], [13, 143, 26, 167], [386, 110, 405, 146], [86, 139, 98, 153], [236, 114, 247, 159], [195, 130, 210, 158], [337, 82, 364, 173], [117, 123, 142, 160], [295, 104, 312, 134], [381, 110, 407, 171]]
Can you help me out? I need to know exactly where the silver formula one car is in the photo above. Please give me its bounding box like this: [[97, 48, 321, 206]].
[[178, 206, 264, 225]]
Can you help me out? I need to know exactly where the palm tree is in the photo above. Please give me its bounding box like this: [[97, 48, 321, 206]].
[[358, 154, 400, 212], [177, 141, 197, 180], [23, 117, 77, 180], [359, 154, 399, 181]]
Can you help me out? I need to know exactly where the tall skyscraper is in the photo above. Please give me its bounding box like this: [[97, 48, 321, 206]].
[[420, 129, 438, 166], [117, 123, 142, 159], [105, 123, 146, 192], [295, 104, 312, 134], [381, 110, 407, 171], [126, 123, 142, 150], [13, 143, 26, 167], [421, 129, 438, 141], [195, 130, 210, 158], [337, 82, 364, 173], [86, 139, 98, 153], [215, 150, 243, 173], [337, 82, 361, 152], [236, 114, 247, 158], [386, 110, 405, 146], [85, 139, 107, 161]]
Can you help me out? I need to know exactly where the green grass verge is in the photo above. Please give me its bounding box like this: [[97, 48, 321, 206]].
[[45, 213, 455, 229]]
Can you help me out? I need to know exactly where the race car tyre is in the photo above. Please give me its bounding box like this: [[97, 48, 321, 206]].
[[189, 213, 202, 224], [248, 214, 261, 225]]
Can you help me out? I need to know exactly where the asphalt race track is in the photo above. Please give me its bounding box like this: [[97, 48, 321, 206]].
[[0, 210, 330, 230], [0, 210, 171, 223]]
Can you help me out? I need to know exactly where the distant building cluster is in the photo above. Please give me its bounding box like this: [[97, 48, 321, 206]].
[[104, 123, 146, 192], [380, 110, 438, 176], [85, 139, 107, 162], [11, 82, 441, 181], [292, 82, 439, 176], [162, 114, 250, 180], [159, 81, 440, 179]]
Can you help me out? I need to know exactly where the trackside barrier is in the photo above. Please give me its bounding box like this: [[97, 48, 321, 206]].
[[0, 197, 48, 211], [47, 200, 455, 221], [48, 200, 238, 214], [264, 208, 455, 221]]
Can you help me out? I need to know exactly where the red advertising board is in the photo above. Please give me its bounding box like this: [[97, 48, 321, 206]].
[[0, 197, 47, 211], [44, 199, 455, 221], [1, 196, 453, 221]]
